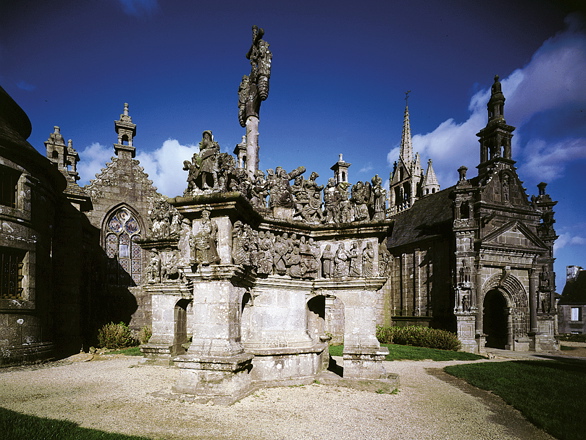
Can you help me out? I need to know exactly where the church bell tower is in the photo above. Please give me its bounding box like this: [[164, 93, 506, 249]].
[[477, 75, 515, 176]]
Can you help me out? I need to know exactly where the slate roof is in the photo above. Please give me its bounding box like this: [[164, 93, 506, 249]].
[[559, 270, 586, 305], [387, 186, 454, 249]]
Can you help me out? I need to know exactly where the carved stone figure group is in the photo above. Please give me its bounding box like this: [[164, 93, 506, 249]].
[[238, 25, 272, 127], [147, 178, 392, 284], [182, 136, 388, 225], [145, 248, 180, 284], [231, 226, 384, 280], [149, 200, 181, 240], [183, 131, 240, 195]]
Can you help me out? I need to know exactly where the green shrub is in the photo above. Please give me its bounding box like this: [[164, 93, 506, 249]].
[[376, 325, 461, 351], [97, 322, 137, 349], [558, 333, 586, 343], [137, 325, 152, 344]]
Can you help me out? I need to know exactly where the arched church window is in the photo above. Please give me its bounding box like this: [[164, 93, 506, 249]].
[[104, 207, 142, 285]]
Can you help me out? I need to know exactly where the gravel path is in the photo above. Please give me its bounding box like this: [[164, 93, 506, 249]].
[[0, 354, 557, 440]]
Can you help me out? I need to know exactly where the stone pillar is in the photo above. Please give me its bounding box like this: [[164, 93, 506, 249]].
[[475, 264, 484, 334], [535, 316, 558, 351], [455, 313, 477, 353], [243, 278, 325, 386], [140, 283, 191, 366], [529, 268, 538, 333], [316, 279, 388, 380], [343, 288, 389, 379], [245, 116, 259, 177], [172, 265, 254, 405]]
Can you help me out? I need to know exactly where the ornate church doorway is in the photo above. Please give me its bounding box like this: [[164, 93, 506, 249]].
[[483, 289, 509, 349]]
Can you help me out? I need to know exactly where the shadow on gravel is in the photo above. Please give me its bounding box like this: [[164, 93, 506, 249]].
[[0, 407, 149, 440]]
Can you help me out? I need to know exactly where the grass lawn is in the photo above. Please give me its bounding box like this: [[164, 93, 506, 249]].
[[106, 346, 143, 356], [444, 358, 586, 440], [329, 343, 485, 361], [0, 407, 148, 440]]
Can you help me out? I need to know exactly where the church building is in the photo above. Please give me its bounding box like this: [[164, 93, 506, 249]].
[[384, 76, 557, 352]]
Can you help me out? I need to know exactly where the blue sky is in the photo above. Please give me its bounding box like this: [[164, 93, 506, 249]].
[[1, 0, 585, 290]]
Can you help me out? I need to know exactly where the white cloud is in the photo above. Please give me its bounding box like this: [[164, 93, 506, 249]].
[[506, 16, 586, 126], [77, 139, 201, 198], [136, 139, 199, 197], [78, 142, 112, 184], [411, 112, 485, 185], [387, 16, 586, 188], [518, 137, 586, 182], [359, 163, 374, 174], [386, 146, 400, 168], [554, 232, 586, 252]]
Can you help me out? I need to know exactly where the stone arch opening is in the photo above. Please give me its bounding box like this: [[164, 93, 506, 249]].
[[307, 295, 326, 343], [483, 289, 508, 349], [403, 182, 411, 201], [460, 201, 470, 219], [174, 299, 191, 355], [240, 292, 253, 345]]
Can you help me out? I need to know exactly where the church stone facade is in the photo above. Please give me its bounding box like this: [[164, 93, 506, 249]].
[[82, 103, 162, 331], [1, 27, 558, 402], [384, 77, 557, 353]]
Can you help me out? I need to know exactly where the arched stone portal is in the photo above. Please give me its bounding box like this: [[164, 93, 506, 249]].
[[174, 299, 191, 355], [483, 289, 508, 349], [307, 295, 326, 343]]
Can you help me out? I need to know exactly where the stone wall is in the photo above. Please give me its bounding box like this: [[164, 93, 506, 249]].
[[0, 87, 65, 364]]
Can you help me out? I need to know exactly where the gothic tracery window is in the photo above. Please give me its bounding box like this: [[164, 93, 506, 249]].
[[104, 207, 142, 285]]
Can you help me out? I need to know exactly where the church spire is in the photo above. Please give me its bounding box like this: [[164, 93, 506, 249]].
[[477, 75, 515, 172], [422, 159, 440, 196], [399, 91, 413, 166]]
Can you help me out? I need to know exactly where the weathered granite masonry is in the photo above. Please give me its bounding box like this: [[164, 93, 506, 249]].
[[139, 192, 394, 403]]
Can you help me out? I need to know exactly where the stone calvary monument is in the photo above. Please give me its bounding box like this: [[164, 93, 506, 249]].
[[141, 26, 395, 404], [135, 27, 558, 403], [1, 26, 558, 399]]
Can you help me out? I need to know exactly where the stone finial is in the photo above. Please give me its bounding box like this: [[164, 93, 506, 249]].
[[331, 154, 351, 184], [458, 166, 468, 181], [46, 125, 65, 147]]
